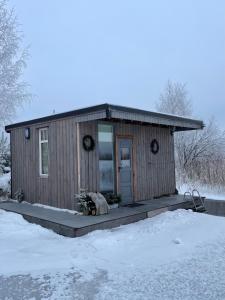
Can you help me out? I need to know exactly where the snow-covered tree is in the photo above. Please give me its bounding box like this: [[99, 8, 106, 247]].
[[0, 132, 10, 174], [156, 81, 192, 117], [156, 81, 225, 187], [0, 0, 30, 127]]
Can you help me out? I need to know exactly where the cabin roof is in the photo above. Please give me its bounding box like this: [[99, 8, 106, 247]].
[[5, 103, 204, 132]]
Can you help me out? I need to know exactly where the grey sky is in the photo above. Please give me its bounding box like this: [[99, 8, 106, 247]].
[[10, 0, 225, 127]]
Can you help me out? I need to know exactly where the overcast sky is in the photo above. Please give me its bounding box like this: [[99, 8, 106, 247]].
[[10, 0, 225, 127]]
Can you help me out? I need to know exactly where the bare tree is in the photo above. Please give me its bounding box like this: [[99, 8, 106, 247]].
[[156, 81, 225, 188], [156, 81, 192, 117], [176, 118, 225, 172], [0, 0, 31, 127]]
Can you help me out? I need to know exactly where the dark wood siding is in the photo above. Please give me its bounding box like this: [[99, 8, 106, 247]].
[[10, 119, 175, 209], [79, 122, 99, 193], [11, 118, 78, 209], [113, 122, 175, 201]]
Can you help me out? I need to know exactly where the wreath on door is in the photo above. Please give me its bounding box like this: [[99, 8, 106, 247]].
[[83, 135, 95, 151], [151, 139, 159, 154]]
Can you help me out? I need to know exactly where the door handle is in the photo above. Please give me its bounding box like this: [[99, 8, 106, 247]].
[[118, 166, 122, 171]]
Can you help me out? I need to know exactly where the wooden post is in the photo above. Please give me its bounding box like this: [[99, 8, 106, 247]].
[[76, 122, 81, 194]]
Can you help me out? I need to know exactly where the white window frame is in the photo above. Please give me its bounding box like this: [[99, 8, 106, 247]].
[[39, 127, 49, 177]]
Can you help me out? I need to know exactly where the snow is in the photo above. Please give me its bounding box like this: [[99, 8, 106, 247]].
[[33, 203, 81, 215], [0, 209, 225, 299], [3, 166, 10, 173], [0, 172, 10, 192]]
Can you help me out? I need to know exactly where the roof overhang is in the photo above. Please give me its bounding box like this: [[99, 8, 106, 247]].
[[5, 103, 204, 132]]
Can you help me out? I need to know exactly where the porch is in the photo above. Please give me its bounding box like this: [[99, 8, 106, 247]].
[[0, 195, 196, 237]]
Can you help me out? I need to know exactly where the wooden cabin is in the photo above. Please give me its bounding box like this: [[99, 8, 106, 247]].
[[5, 104, 203, 210]]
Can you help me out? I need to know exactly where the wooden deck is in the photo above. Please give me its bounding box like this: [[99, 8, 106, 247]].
[[0, 195, 195, 237]]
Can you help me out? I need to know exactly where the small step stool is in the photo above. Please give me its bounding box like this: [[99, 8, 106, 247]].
[[184, 189, 207, 213]]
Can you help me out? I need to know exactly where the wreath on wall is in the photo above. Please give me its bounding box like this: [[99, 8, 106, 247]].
[[83, 135, 95, 151], [151, 139, 159, 154]]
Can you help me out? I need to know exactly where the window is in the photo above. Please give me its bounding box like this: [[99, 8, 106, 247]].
[[39, 128, 49, 176], [120, 146, 131, 168], [98, 124, 114, 193]]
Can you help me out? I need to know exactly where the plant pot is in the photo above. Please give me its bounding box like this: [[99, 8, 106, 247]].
[[83, 208, 90, 216]]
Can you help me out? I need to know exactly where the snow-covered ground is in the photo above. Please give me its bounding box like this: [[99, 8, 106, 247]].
[[0, 209, 225, 299]]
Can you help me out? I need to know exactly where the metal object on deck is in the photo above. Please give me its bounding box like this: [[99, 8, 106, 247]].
[[183, 189, 206, 213]]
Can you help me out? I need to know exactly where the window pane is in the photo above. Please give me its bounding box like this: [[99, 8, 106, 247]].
[[120, 147, 130, 167], [45, 129, 48, 140], [99, 161, 114, 192], [121, 147, 130, 160], [41, 129, 48, 141], [98, 124, 114, 193], [41, 142, 48, 174], [99, 142, 113, 160], [98, 124, 113, 142], [41, 130, 44, 141]]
